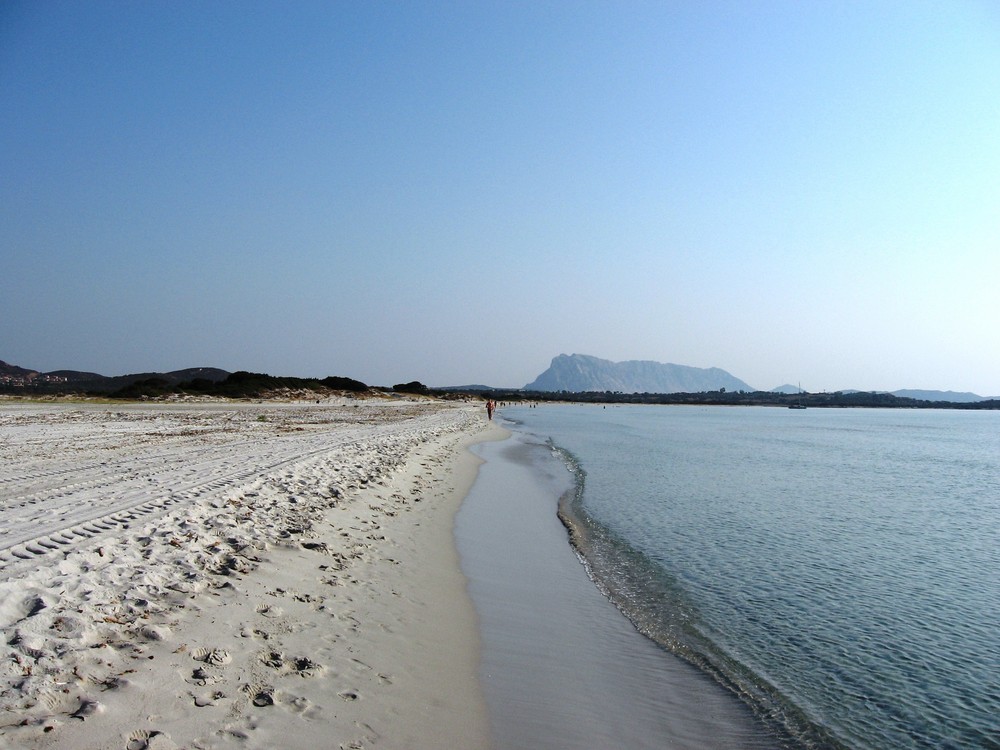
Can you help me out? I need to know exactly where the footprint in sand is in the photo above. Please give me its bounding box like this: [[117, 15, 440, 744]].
[[126, 729, 177, 750], [256, 604, 284, 618], [252, 688, 275, 707], [189, 666, 219, 686], [261, 651, 284, 670], [239, 626, 270, 640], [282, 693, 320, 717], [191, 690, 225, 707], [191, 647, 232, 666], [126, 729, 154, 750], [292, 656, 323, 677], [259, 651, 324, 677], [70, 697, 103, 720]]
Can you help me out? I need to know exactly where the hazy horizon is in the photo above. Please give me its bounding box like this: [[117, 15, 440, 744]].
[[4, 2, 999, 395], [3, 351, 997, 397]]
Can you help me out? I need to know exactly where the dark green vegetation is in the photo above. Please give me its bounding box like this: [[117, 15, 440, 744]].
[[1, 362, 231, 395], [392, 381, 430, 395], [3, 359, 997, 408], [438, 387, 1000, 410], [0, 361, 370, 400], [111, 372, 370, 399]]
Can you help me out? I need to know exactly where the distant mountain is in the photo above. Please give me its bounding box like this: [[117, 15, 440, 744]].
[[525, 354, 754, 393], [1, 360, 72, 389], [772, 384, 803, 394], [0, 361, 230, 393], [891, 389, 984, 403], [0, 360, 38, 378], [1, 360, 382, 398]]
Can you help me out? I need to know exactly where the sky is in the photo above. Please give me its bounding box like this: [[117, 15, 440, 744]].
[[3, 1, 999, 394]]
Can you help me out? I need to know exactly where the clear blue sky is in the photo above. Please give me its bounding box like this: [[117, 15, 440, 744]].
[[3, 1, 999, 393]]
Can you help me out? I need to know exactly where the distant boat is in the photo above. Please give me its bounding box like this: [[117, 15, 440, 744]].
[[789, 383, 807, 409]]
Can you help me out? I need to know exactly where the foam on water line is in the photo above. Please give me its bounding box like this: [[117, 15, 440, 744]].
[[455, 429, 779, 750]]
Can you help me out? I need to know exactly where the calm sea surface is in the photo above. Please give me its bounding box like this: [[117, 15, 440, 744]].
[[503, 404, 1000, 750]]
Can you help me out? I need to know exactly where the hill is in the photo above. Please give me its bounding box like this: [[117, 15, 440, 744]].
[[525, 354, 754, 393], [0, 358, 383, 399], [1, 365, 230, 394], [890, 389, 984, 403], [771, 384, 804, 394]]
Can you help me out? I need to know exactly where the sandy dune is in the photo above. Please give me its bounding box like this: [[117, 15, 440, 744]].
[[0, 399, 496, 750]]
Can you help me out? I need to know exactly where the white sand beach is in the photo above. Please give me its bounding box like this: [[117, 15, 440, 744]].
[[0, 398, 500, 750]]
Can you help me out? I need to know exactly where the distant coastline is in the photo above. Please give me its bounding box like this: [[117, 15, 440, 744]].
[[3, 357, 997, 409], [459, 388, 1000, 410]]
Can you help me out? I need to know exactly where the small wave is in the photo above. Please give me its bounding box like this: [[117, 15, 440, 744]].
[[548, 440, 848, 750]]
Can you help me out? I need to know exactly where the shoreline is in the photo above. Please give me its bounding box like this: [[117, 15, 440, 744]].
[[0, 400, 500, 749], [458, 418, 779, 749]]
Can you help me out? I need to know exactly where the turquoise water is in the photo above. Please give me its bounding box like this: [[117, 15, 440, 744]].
[[504, 404, 1000, 750]]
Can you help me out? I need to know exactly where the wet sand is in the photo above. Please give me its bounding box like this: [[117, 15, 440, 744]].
[[455, 425, 779, 750]]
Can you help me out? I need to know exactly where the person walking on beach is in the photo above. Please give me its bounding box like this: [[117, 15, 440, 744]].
[[486, 399, 495, 420]]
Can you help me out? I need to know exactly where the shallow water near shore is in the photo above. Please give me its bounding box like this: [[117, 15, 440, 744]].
[[455, 428, 778, 749], [484, 404, 1000, 750]]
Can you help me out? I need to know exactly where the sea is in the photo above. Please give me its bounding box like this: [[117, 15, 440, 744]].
[[456, 404, 999, 750]]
